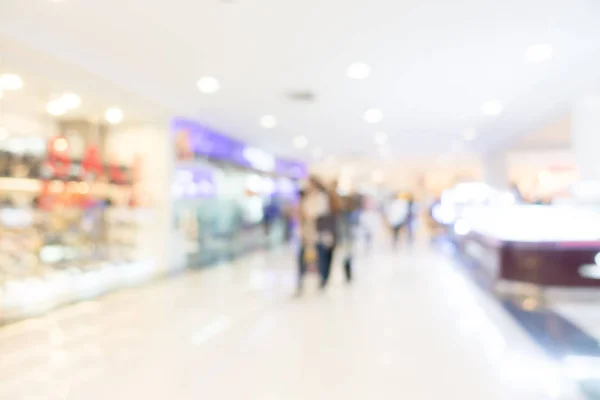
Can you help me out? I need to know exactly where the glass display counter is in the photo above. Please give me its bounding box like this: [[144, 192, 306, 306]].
[[0, 129, 164, 322], [0, 206, 159, 321], [454, 205, 600, 288]]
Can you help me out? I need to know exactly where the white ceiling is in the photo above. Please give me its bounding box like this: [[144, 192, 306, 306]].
[[1, 0, 600, 160], [0, 37, 172, 126]]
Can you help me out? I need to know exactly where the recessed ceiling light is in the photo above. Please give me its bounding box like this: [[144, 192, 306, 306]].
[[481, 101, 503, 116], [526, 44, 553, 63], [0, 74, 23, 91], [293, 135, 308, 149], [260, 115, 277, 129], [463, 128, 477, 141], [46, 100, 66, 116], [364, 108, 383, 124], [197, 76, 220, 94], [105, 107, 124, 124], [375, 132, 387, 145], [347, 63, 370, 80], [61, 93, 81, 109]]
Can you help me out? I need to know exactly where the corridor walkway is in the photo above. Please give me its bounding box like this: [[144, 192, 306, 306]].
[[0, 244, 577, 399]]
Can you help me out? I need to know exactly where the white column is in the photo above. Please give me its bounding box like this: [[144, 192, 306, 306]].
[[108, 121, 173, 273], [483, 151, 509, 189], [572, 94, 600, 182]]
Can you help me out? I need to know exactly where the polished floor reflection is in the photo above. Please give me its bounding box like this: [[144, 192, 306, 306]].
[[0, 244, 581, 399]]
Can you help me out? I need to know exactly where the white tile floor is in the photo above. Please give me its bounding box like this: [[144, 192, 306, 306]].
[[0, 243, 584, 399]]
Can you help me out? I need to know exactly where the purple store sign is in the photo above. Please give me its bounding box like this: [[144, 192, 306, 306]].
[[171, 118, 307, 178]]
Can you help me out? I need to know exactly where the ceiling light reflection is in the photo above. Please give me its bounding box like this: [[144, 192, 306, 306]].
[[260, 115, 277, 129]]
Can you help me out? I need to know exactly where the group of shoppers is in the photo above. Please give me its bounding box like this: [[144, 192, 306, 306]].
[[295, 175, 416, 295]]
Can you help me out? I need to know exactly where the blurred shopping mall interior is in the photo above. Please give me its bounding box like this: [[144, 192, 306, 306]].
[[1, 0, 600, 399]]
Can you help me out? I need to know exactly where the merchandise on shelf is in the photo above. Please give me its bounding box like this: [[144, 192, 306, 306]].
[[0, 133, 159, 322]]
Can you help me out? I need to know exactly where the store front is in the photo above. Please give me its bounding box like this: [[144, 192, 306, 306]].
[[171, 117, 305, 268], [0, 112, 170, 321]]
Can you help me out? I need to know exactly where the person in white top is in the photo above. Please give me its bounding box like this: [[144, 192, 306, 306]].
[[386, 193, 410, 249]]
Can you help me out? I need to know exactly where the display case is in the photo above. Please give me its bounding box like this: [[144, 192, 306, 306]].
[[0, 130, 161, 322], [453, 205, 600, 288]]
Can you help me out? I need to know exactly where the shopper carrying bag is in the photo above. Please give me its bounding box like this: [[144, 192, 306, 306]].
[[297, 177, 340, 294]]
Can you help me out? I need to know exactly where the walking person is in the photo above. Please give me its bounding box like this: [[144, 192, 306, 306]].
[[359, 196, 379, 252], [386, 193, 409, 249], [340, 192, 360, 283], [296, 176, 340, 294], [405, 194, 416, 245]]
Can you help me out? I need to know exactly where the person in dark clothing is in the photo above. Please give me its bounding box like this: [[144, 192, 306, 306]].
[[406, 195, 416, 244], [262, 198, 280, 237], [297, 177, 340, 294]]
